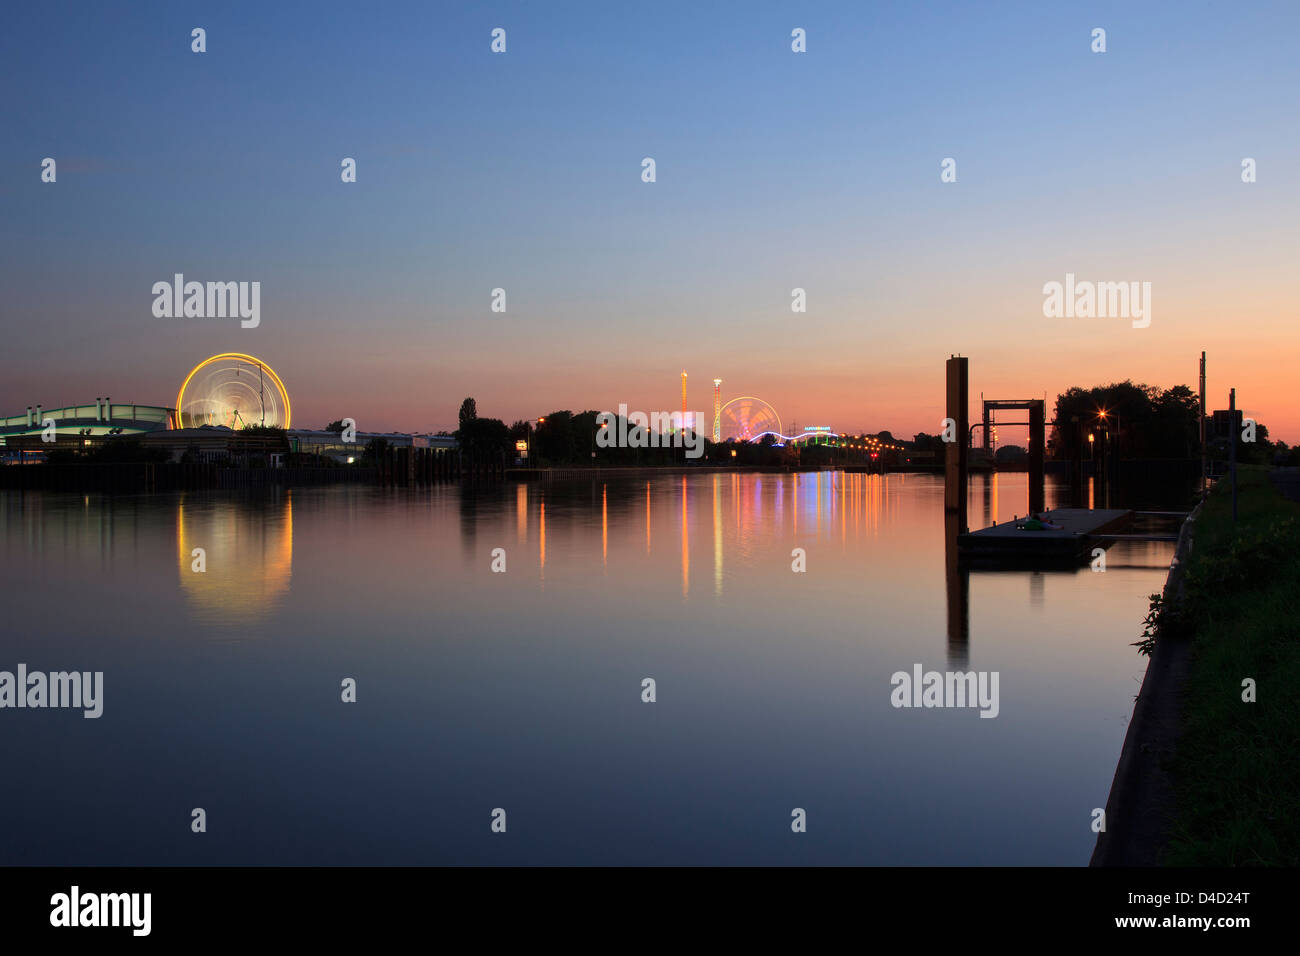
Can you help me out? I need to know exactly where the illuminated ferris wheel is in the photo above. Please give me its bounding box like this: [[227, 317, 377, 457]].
[[718, 396, 782, 442], [175, 353, 291, 430]]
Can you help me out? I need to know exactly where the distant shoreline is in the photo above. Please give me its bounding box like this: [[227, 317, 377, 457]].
[[505, 464, 936, 480]]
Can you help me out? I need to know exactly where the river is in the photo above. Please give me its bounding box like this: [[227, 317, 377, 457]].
[[0, 471, 1174, 864]]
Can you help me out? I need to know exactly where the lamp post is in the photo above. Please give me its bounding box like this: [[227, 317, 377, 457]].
[[529, 417, 545, 469], [1229, 388, 1238, 522], [1096, 408, 1120, 501]]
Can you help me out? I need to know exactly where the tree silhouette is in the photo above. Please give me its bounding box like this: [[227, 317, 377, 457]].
[[458, 398, 477, 433]]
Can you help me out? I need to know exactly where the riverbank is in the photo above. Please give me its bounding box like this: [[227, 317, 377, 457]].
[[1163, 467, 1300, 864], [1093, 466, 1300, 866], [1089, 500, 1198, 865]]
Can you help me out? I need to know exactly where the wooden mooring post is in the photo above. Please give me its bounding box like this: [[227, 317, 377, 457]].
[[945, 356, 969, 534]]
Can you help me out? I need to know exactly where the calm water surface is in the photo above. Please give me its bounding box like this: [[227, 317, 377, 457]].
[[0, 472, 1173, 864]]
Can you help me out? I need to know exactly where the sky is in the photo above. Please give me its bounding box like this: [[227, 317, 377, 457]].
[[2, 0, 1298, 442]]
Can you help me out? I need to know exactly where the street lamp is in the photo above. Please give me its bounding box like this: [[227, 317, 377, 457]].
[[526, 416, 545, 469], [1096, 408, 1121, 452], [1095, 408, 1122, 498]]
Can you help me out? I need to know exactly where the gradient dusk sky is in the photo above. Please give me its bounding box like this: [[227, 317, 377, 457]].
[[3, 1, 1297, 441]]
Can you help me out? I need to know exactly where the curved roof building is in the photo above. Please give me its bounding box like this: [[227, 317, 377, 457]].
[[0, 400, 174, 445]]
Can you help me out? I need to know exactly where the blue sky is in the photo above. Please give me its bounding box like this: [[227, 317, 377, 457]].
[[3, 1, 1298, 438]]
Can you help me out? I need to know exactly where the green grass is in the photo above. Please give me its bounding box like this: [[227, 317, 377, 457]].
[[1161, 467, 1300, 865]]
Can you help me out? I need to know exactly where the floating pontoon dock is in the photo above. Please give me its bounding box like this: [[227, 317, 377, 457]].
[[958, 508, 1135, 564]]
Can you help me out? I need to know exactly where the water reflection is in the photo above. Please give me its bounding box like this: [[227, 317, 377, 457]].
[[0, 490, 151, 568], [713, 475, 722, 597], [1, 471, 1176, 864], [1029, 572, 1046, 609], [516, 483, 527, 544], [70, 470, 1177, 657], [176, 492, 293, 625], [681, 475, 689, 597]]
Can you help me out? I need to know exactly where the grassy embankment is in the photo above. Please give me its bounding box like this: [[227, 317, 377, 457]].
[[1146, 467, 1299, 865]]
